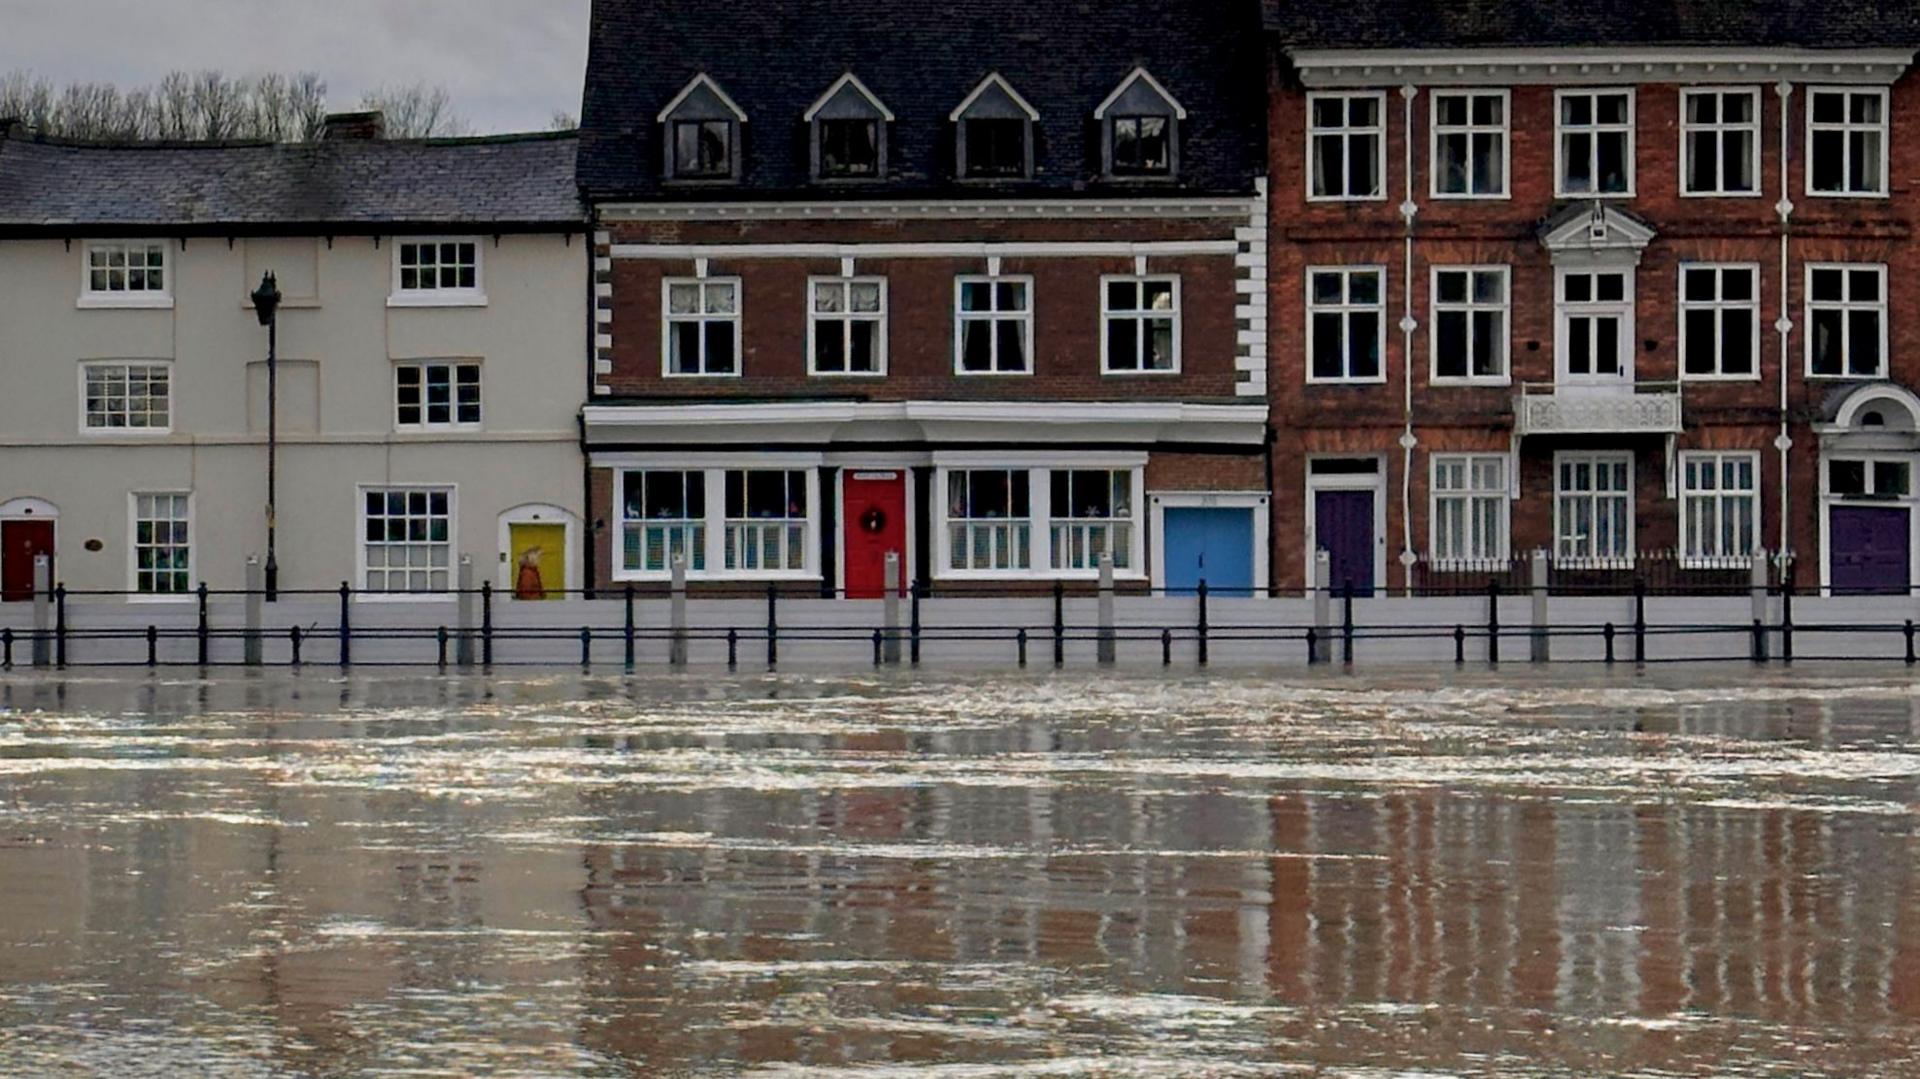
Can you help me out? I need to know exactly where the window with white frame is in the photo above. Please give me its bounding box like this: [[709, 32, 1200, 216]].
[[1432, 91, 1507, 197], [620, 469, 706, 574], [663, 278, 740, 376], [1102, 276, 1179, 373], [1828, 457, 1911, 498], [672, 119, 735, 179], [361, 488, 452, 593], [1110, 114, 1172, 176], [132, 493, 191, 595], [956, 276, 1032, 374], [82, 240, 170, 305], [1431, 267, 1508, 382], [1558, 270, 1632, 380], [1430, 455, 1507, 565], [809, 277, 885, 374], [1806, 264, 1886, 378], [946, 469, 1032, 572], [1679, 265, 1758, 379], [1049, 469, 1134, 572], [724, 469, 809, 572], [82, 362, 171, 432], [1308, 92, 1384, 200], [1808, 88, 1887, 196], [1681, 88, 1760, 195], [1557, 90, 1634, 196], [395, 361, 480, 428], [1308, 268, 1384, 382], [1680, 452, 1758, 564], [1555, 453, 1633, 565], [393, 239, 482, 302]]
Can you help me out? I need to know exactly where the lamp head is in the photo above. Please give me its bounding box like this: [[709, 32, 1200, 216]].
[[251, 271, 282, 326]]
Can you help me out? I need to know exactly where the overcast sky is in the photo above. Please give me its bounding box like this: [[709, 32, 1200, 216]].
[[0, 0, 592, 133]]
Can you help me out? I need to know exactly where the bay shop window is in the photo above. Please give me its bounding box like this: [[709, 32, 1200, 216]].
[[937, 463, 1144, 578], [617, 467, 819, 579]]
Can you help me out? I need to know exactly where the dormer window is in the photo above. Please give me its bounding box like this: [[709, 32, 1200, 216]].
[[1095, 68, 1184, 179], [658, 74, 746, 182], [805, 73, 892, 180], [952, 73, 1037, 180]]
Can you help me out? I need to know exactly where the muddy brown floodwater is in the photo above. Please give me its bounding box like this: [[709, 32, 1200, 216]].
[[0, 668, 1917, 1076]]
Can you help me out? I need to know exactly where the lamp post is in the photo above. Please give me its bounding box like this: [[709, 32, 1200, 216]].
[[251, 272, 282, 600]]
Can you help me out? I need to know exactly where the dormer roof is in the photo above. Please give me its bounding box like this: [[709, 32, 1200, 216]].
[[1094, 68, 1187, 120], [950, 73, 1040, 122], [657, 74, 748, 124], [804, 73, 895, 123]]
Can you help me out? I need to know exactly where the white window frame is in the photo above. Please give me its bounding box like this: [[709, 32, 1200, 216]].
[[1804, 262, 1887, 380], [1305, 266, 1387, 385], [1428, 454, 1509, 566], [388, 237, 485, 307], [1805, 86, 1889, 199], [661, 276, 742, 378], [1306, 90, 1386, 202], [1430, 89, 1510, 199], [128, 491, 194, 600], [355, 485, 457, 600], [953, 273, 1034, 376], [608, 462, 821, 582], [1047, 468, 1142, 575], [807, 276, 888, 376], [393, 360, 483, 430], [78, 239, 173, 309], [616, 468, 708, 577], [1099, 274, 1182, 375], [1554, 268, 1636, 384], [1554, 88, 1636, 198], [1428, 265, 1510, 385], [1677, 263, 1761, 382], [1679, 451, 1760, 567], [721, 468, 814, 574], [931, 456, 1146, 581], [79, 360, 172, 436], [1552, 451, 1635, 567], [1679, 87, 1762, 198]]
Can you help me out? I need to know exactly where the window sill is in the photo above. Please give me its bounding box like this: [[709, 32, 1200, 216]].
[[1102, 368, 1182, 377], [808, 370, 887, 378], [353, 592, 458, 604], [1678, 190, 1764, 199], [1552, 189, 1636, 200], [387, 293, 487, 309], [955, 369, 1035, 378], [1305, 194, 1388, 204], [1805, 372, 1888, 381], [80, 428, 174, 438], [1679, 373, 1763, 383], [661, 370, 743, 379], [394, 424, 485, 435], [77, 294, 174, 310], [125, 594, 196, 605], [1806, 190, 1890, 200], [1430, 377, 1512, 388], [1429, 192, 1512, 202], [1305, 376, 1390, 386]]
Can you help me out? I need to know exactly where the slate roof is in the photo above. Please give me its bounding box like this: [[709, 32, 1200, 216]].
[[1263, 0, 1920, 50], [577, 0, 1266, 201], [0, 130, 586, 234]]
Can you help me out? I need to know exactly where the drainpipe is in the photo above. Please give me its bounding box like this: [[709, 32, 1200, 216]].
[[1397, 83, 1420, 594], [1774, 81, 1795, 571]]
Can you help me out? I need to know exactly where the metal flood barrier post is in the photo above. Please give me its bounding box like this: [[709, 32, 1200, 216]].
[[670, 556, 689, 668], [31, 555, 51, 668], [1096, 553, 1116, 667], [1529, 549, 1550, 663], [1749, 552, 1770, 662], [455, 556, 476, 668], [1310, 550, 1332, 665], [244, 557, 264, 666], [882, 552, 902, 665]]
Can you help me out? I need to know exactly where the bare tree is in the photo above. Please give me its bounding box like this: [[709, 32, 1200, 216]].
[[359, 82, 472, 138], [549, 110, 578, 132]]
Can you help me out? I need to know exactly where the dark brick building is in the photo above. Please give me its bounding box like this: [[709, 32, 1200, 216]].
[[577, 0, 1271, 596]]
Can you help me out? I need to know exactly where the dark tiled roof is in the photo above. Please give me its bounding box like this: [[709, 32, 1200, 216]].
[[1264, 0, 1920, 50], [578, 0, 1266, 200], [0, 131, 586, 232]]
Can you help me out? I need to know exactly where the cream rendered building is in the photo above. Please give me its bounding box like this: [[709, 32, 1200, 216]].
[[0, 114, 588, 601]]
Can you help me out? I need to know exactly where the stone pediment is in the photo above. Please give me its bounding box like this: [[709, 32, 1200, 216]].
[[1539, 201, 1657, 261]]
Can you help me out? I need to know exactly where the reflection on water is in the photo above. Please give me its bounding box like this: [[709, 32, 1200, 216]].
[[0, 669, 1917, 1076]]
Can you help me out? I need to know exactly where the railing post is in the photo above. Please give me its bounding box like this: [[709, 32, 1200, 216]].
[[1017, 627, 1029, 667], [1486, 579, 1500, 666], [872, 628, 883, 668], [1905, 620, 1915, 666], [437, 626, 449, 670], [726, 627, 738, 670], [1340, 581, 1355, 667], [1749, 549, 1770, 663], [53, 582, 67, 669], [1529, 549, 1550, 663], [623, 582, 636, 671], [670, 555, 688, 668], [338, 582, 352, 667], [1780, 575, 1794, 664], [881, 552, 902, 666], [1453, 624, 1465, 665], [30, 555, 50, 668], [1162, 627, 1173, 666], [1632, 577, 1647, 664], [480, 581, 494, 668], [1052, 579, 1066, 668], [146, 625, 158, 668], [244, 556, 263, 667], [1196, 580, 1210, 667], [765, 582, 778, 669], [196, 581, 210, 667], [1311, 549, 1332, 665], [2, 627, 11, 669], [290, 625, 303, 667], [909, 579, 923, 667], [1603, 621, 1616, 664], [580, 626, 592, 668], [1305, 626, 1318, 666], [1096, 552, 1117, 667], [455, 556, 475, 669]]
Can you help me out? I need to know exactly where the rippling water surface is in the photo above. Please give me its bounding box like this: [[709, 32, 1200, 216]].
[[1, 668, 1918, 1076]]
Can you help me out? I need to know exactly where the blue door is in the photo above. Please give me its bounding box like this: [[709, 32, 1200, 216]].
[[1163, 507, 1255, 596]]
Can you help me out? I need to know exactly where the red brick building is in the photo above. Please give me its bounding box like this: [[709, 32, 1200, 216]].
[[1263, 2, 1920, 594], [576, 0, 1271, 595]]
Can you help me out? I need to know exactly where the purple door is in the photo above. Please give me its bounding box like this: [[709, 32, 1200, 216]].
[[1315, 490, 1376, 595], [1830, 506, 1910, 595]]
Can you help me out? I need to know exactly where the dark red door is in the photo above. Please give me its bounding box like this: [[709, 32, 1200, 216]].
[[2, 519, 55, 601], [1830, 506, 1910, 595], [843, 471, 908, 598], [1315, 490, 1376, 596]]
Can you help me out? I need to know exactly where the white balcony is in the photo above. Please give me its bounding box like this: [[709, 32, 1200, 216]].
[[1513, 382, 1683, 437]]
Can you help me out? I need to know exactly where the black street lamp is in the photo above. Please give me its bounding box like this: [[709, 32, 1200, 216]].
[[251, 272, 282, 600]]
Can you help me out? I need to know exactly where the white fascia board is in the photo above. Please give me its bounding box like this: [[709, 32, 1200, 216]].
[[596, 197, 1257, 221], [582, 400, 1269, 445], [610, 240, 1240, 259], [1287, 46, 1916, 87]]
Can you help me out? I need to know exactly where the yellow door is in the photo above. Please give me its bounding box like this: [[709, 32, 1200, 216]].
[[508, 523, 566, 600]]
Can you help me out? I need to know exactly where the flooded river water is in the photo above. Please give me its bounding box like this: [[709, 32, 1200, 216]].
[[1, 668, 1917, 1076]]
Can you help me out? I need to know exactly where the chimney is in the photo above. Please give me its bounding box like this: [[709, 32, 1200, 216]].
[[0, 118, 24, 142], [322, 110, 386, 141]]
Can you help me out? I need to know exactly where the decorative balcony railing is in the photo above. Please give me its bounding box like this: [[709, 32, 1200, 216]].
[[1513, 381, 1683, 436]]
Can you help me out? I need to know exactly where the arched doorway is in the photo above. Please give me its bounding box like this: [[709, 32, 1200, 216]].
[[0, 497, 58, 601], [1816, 384, 1920, 595], [498, 504, 577, 600]]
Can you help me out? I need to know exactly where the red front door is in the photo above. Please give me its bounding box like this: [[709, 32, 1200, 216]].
[[2, 519, 55, 602], [843, 471, 908, 598]]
